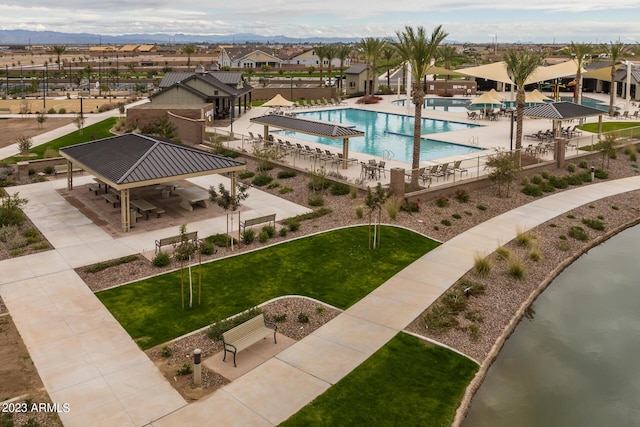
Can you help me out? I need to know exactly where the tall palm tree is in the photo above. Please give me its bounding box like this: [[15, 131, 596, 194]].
[[181, 45, 197, 71], [335, 45, 352, 93], [503, 49, 542, 165], [52, 45, 66, 70], [325, 45, 337, 88], [358, 37, 386, 96], [566, 42, 592, 104], [600, 41, 629, 116], [313, 45, 330, 85], [392, 25, 448, 188], [381, 45, 397, 89]]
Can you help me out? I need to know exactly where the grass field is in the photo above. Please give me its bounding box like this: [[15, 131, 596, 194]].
[[97, 226, 439, 349], [281, 333, 479, 427]]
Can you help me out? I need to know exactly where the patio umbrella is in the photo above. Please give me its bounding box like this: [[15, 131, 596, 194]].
[[262, 94, 294, 108], [487, 88, 504, 101], [525, 89, 554, 105], [469, 92, 504, 111]]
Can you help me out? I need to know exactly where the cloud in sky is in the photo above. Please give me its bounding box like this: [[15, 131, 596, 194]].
[[0, 0, 638, 42]]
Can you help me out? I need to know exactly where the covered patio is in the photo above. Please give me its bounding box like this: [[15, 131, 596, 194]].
[[249, 115, 365, 169], [59, 134, 246, 232]]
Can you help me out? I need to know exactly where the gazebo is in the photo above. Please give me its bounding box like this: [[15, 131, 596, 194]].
[[59, 133, 246, 232], [250, 115, 365, 169]]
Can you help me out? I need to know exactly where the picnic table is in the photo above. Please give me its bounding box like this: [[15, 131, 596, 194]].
[[174, 187, 209, 212], [130, 198, 157, 219]]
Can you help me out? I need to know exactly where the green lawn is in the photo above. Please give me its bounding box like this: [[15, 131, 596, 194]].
[[3, 117, 117, 163], [97, 226, 439, 349], [579, 121, 640, 133], [280, 333, 479, 427]]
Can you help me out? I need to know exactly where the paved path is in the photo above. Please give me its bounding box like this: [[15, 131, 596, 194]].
[[2, 160, 639, 424]]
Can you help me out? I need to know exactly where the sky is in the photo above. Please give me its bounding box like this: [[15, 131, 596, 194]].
[[1, 0, 639, 44]]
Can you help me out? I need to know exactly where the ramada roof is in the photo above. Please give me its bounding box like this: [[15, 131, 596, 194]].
[[250, 115, 364, 139]]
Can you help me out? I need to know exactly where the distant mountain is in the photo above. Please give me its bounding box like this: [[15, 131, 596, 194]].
[[0, 29, 359, 45]]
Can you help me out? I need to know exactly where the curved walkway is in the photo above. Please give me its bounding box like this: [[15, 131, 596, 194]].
[[1, 176, 639, 426]]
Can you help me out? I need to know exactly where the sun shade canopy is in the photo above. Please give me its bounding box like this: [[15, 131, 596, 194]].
[[522, 101, 604, 120]]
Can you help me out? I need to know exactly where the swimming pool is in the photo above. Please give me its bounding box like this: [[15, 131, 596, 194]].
[[276, 108, 482, 163]]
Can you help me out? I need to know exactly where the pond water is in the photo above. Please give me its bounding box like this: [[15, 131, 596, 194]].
[[463, 224, 640, 427]]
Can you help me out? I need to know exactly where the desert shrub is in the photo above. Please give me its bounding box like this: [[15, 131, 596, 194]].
[[423, 305, 459, 332], [540, 181, 556, 193], [297, 313, 310, 323], [287, 220, 300, 232], [566, 174, 585, 186], [385, 196, 403, 220], [207, 308, 264, 340], [548, 223, 557, 228], [473, 253, 492, 277], [521, 176, 530, 186], [594, 169, 608, 179], [252, 174, 273, 187], [350, 187, 358, 199], [278, 186, 294, 194], [521, 184, 543, 197], [440, 219, 451, 226], [47, 107, 56, 114], [238, 171, 255, 179], [557, 240, 571, 251], [58, 107, 66, 114], [241, 229, 255, 244], [43, 148, 59, 159], [84, 254, 139, 273], [507, 258, 526, 280], [464, 310, 484, 323], [258, 230, 269, 243], [266, 182, 280, 189], [152, 251, 171, 267], [206, 233, 236, 247], [515, 229, 534, 247], [400, 199, 420, 212], [548, 175, 569, 189], [582, 218, 605, 231], [611, 205, 619, 210], [441, 291, 468, 314], [308, 194, 324, 206], [176, 364, 192, 376], [568, 226, 588, 241], [541, 170, 551, 179], [529, 247, 542, 262], [476, 204, 487, 211], [0, 193, 27, 226], [578, 160, 589, 169], [199, 239, 217, 255], [452, 213, 462, 220], [468, 324, 481, 341], [355, 205, 364, 219], [495, 246, 510, 260], [262, 225, 276, 237], [567, 214, 575, 219], [456, 279, 486, 297], [435, 196, 449, 208], [454, 189, 470, 203], [464, 211, 473, 216], [273, 313, 287, 323], [531, 174, 543, 184], [330, 182, 351, 196], [160, 346, 172, 358], [277, 170, 297, 179], [567, 163, 577, 173]]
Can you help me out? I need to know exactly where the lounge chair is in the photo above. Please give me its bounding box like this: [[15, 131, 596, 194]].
[[633, 111, 639, 120], [337, 153, 359, 165], [452, 160, 468, 177]]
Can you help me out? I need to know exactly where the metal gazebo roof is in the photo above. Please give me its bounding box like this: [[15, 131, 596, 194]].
[[522, 101, 604, 120], [250, 115, 364, 139]]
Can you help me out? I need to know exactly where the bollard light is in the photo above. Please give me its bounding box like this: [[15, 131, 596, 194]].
[[193, 348, 202, 387], [591, 166, 595, 181]]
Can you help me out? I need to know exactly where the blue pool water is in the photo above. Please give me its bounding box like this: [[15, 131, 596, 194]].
[[277, 108, 481, 163], [395, 95, 610, 112]]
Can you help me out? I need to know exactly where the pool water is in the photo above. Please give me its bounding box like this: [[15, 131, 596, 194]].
[[278, 108, 481, 163]]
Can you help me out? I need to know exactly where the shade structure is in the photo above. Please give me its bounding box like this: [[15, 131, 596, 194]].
[[456, 61, 512, 84], [523, 101, 605, 141], [582, 64, 622, 82], [262, 94, 294, 107], [525, 89, 554, 105], [469, 92, 504, 110], [525, 60, 584, 85], [487, 88, 504, 101]]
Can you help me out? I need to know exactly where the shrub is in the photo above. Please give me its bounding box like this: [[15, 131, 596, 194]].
[[495, 246, 510, 260], [567, 163, 577, 173], [594, 169, 608, 179], [258, 230, 269, 243], [278, 186, 294, 194], [456, 279, 486, 297], [520, 176, 530, 186], [350, 187, 358, 199], [423, 305, 459, 332], [567, 214, 575, 219], [578, 160, 589, 169], [44, 148, 59, 158], [297, 313, 310, 323], [515, 229, 534, 247], [468, 324, 481, 341], [277, 170, 297, 179], [400, 199, 420, 212], [206, 233, 236, 247], [152, 251, 171, 267], [315, 306, 325, 314], [252, 174, 273, 186], [47, 107, 56, 114], [540, 181, 556, 193], [242, 229, 255, 244], [582, 218, 605, 231], [611, 205, 619, 210], [541, 170, 551, 179], [548, 175, 569, 189], [529, 247, 542, 262], [464, 211, 473, 216], [531, 174, 543, 184], [287, 220, 300, 232], [176, 364, 192, 376], [239, 171, 255, 179], [308, 194, 324, 206], [454, 189, 470, 203], [273, 314, 287, 323], [278, 227, 288, 237], [84, 254, 139, 273], [0, 193, 27, 226], [43, 166, 55, 174], [200, 239, 216, 255], [557, 240, 571, 251], [464, 310, 484, 323], [566, 174, 584, 186], [385, 196, 403, 220], [435, 196, 449, 208], [548, 223, 557, 228], [58, 107, 66, 114], [476, 204, 487, 211], [160, 346, 172, 358], [568, 226, 589, 241], [330, 182, 351, 196], [452, 213, 462, 220], [355, 205, 364, 219], [473, 253, 492, 277], [440, 219, 451, 226], [441, 291, 468, 314], [207, 308, 263, 340], [559, 235, 567, 240], [631, 152, 638, 162], [522, 184, 543, 197], [507, 258, 526, 280], [266, 182, 280, 189], [262, 225, 276, 237]]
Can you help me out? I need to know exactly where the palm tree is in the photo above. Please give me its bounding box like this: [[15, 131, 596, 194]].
[[335, 45, 352, 93], [358, 37, 386, 96], [566, 42, 592, 104], [181, 45, 197, 71], [600, 41, 628, 116], [381, 45, 397, 89], [436, 45, 462, 95], [503, 49, 543, 165], [313, 45, 330, 85], [392, 25, 448, 188], [52, 45, 66, 70], [325, 45, 337, 88]]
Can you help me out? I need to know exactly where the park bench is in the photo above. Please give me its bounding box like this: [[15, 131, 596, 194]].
[[155, 230, 198, 254], [101, 193, 120, 208], [54, 164, 83, 176], [222, 314, 277, 367], [240, 213, 276, 232]]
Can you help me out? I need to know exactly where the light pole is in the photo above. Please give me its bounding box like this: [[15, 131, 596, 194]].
[[509, 108, 515, 152], [624, 60, 632, 112]]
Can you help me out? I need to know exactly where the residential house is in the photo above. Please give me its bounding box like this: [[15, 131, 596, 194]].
[[344, 63, 367, 95]]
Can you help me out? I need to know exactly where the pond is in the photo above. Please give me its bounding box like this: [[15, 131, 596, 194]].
[[463, 223, 640, 426]]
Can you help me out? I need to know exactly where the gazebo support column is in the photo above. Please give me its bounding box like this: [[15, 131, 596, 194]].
[[66, 160, 73, 190], [120, 188, 130, 232], [264, 124, 269, 140], [342, 138, 349, 169], [230, 171, 237, 198]]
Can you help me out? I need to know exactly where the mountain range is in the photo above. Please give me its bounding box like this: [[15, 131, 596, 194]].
[[0, 29, 360, 45]]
